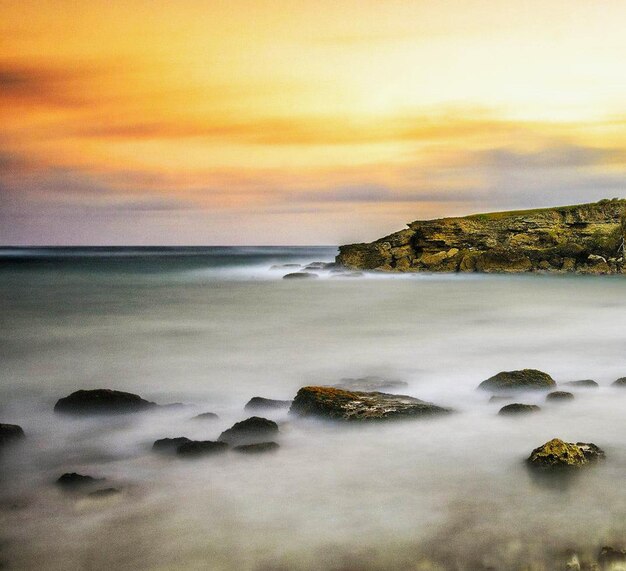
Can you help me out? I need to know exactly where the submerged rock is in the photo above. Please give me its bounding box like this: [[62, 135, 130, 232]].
[[282, 272, 318, 280], [176, 440, 228, 457], [527, 438, 605, 470], [612, 377, 626, 387], [478, 369, 556, 392], [56, 473, 103, 488], [244, 397, 291, 411], [218, 417, 279, 445], [0, 423, 25, 446], [547, 391, 575, 401], [270, 263, 301, 270], [233, 442, 279, 454], [565, 380, 599, 388], [498, 403, 541, 415], [192, 412, 219, 420], [153, 437, 192, 453], [289, 386, 452, 421], [54, 389, 156, 415], [333, 376, 408, 392]]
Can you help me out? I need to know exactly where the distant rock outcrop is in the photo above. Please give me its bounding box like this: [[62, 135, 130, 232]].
[[336, 199, 626, 274]]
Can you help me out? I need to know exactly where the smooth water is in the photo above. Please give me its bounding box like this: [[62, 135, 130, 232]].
[[1, 247, 626, 570]]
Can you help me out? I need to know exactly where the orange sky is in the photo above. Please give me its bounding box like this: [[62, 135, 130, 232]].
[[2, 0, 626, 244]]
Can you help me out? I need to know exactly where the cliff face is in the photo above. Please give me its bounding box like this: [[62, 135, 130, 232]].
[[337, 199, 626, 274]]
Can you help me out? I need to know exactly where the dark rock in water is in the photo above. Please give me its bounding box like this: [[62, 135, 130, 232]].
[[333, 376, 408, 392], [478, 369, 556, 392], [54, 389, 156, 415], [270, 263, 301, 270], [489, 395, 513, 403], [546, 391, 575, 401], [290, 386, 452, 421], [0, 423, 25, 446], [282, 272, 318, 280], [303, 262, 331, 270], [244, 397, 291, 411], [612, 377, 626, 387], [233, 442, 279, 454], [218, 417, 279, 445], [498, 403, 541, 415], [176, 440, 228, 457], [526, 438, 605, 470], [153, 437, 192, 452], [598, 546, 626, 567], [89, 488, 121, 498], [564, 379, 599, 388], [192, 412, 219, 420], [56, 473, 103, 488]]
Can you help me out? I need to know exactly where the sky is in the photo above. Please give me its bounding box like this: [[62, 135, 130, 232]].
[[2, 0, 626, 245]]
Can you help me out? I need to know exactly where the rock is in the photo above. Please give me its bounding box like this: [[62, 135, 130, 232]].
[[270, 263, 301, 270], [54, 389, 156, 415], [478, 369, 556, 392], [546, 391, 575, 401], [152, 437, 192, 452], [333, 376, 409, 392], [233, 442, 280, 454], [192, 412, 219, 420], [304, 262, 332, 270], [526, 438, 605, 470], [0, 423, 25, 446], [56, 473, 103, 488], [565, 380, 599, 388], [289, 386, 452, 421], [89, 488, 121, 498], [498, 403, 541, 415], [282, 272, 319, 280], [244, 397, 291, 411], [598, 546, 626, 568], [218, 417, 279, 445], [612, 377, 626, 387], [176, 440, 228, 457]]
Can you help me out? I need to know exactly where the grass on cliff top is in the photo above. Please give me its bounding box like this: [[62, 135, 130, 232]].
[[463, 198, 625, 222]]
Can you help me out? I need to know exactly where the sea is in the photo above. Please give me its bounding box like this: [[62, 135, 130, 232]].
[[1, 246, 625, 570]]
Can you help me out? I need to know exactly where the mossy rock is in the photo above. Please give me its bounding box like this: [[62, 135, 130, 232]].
[[289, 386, 452, 421], [478, 369, 556, 392], [218, 417, 279, 445], [546, 391, 575, 401], [498, 403, 541, 415], [527, 438, 605, 470]]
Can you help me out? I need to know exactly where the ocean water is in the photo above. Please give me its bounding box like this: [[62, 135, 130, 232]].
[[1, 247, 626, 570]]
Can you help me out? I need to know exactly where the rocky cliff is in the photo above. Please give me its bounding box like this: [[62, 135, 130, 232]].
[[336, 199, 626, 274]]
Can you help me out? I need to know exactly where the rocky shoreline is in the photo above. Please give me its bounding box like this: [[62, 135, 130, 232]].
[[336, 198, 626, 274]]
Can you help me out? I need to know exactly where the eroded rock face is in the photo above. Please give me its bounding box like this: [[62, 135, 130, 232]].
[[478, 369, 556, 392], [0, 423, 25, 446], [54, 389, 156, 415], [336, 199, 626, 274], [498, 403, 540, 415], [289, 386, 452, 421], [527, 438, 605, 470], [218, 417, 279, 445], [244, 397, 291, 411]]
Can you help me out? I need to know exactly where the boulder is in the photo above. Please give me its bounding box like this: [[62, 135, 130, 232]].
[[244, 397, 291, 411], [0, 423, 25, 446], [546, 391, 575, 401], [564, 380, 599, 388], [612, 377, 626, 387], [478, 369, 556, 392], [498, 403, 541, 415], [218, 417, 279, 445], [176, 440, 228, 457], [56, 473, 103, 488], [282, 272, 318, 280], [153, 437, 191, 453], [598, 546, 626, 568], [289, 386, 452, 421], [54, 389, 156, 415], [233, 442, 279, 454], [526, 438, 605, 470], [333, 376, 408, 392], [192, 412, 219, 420]]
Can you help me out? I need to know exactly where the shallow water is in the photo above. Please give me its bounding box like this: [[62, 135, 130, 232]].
[[1, 248, 626, 570]]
